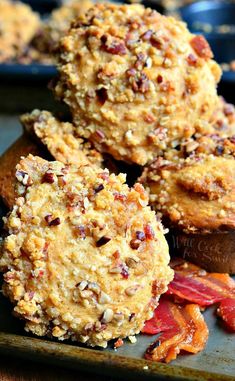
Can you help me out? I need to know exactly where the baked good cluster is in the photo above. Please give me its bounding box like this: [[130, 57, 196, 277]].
[[0, 1, 234, 360]]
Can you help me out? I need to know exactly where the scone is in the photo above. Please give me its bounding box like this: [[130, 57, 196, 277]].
[[140, 151, 235, 273], [55, 2, 221, 165], [0, 155, 173, 347], [21, 110, 103, 168], [0, 0, 40, 63]]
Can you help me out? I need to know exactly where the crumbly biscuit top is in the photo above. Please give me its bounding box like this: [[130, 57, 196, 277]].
[[21, 110, 103, 168], [0, 155, 173, 347], [55, 3, 221, 165], [140, 154, 235, 233]]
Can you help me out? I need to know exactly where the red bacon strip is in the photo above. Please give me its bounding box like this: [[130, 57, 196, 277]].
[[167, 260, 235, 331], [217, 298, 235, 332], [142, 296, 176, 335], [143, 296, 208, 363], [167, 261, 235, 305]]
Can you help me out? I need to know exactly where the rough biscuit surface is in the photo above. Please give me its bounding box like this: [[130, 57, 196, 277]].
[[140, 153, 235, 233], [0, 0, 40, 63], [55, 3, 221, 165], [0, 155, 173, 347], [21, 110, 102, 168]]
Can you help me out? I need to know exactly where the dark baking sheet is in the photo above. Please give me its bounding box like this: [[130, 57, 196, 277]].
[[0, 64, 57, 82], [0, 202, 234, 381]]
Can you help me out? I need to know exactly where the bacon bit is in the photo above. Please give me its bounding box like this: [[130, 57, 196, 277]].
[[101, 35, 127, 55], [190, 35, 213, 59], [94, 129, 105, 142], [43, 242, 49, 259], [120, 263, 129, 279], [143, 296, 208, 363], [127, 69, 150, 93], [94, 184, 104, 193], [76, 225, 86, 239], [45, 215, 61, 226], [98, 172, 109, 181], [130, 239, 141, 250], [167, 261, 235, 306], [150, 34, 163, 49], [42, 172, 54, 184], [114, 193, 127, 202], [135, 53, 147, 70], [38, 270, 44, 278], [129, 312, 135, 321], [96, 88, 108, 105], [113, 250, 120, 260], [114, 338, 124, 349], [96, 236, 111, 247], [141, 29, 153, 41], [144, 224, 155, 240], [217, 298, 235, 331], [136, 231, 146, 241], [187, 53, 198, 66], [156, 74, 163, 84]]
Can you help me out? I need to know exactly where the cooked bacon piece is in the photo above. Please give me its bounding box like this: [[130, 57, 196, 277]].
[[217, 298, 235, 332], [167, 261, 235, 306], [144, 296, 208, 363], [190, 35, 213, 59], [142, 296, 175, 335]]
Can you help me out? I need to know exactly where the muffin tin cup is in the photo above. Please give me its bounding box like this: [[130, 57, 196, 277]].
[[168, 230, 235, 274]]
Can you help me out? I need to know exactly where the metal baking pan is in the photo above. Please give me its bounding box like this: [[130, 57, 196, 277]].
[[0, 200, 234, 380]]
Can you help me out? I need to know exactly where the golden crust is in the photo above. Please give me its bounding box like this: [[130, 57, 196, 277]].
[[21, 110, 103, 168], [140, 154, 235, 233], [0, 135, 41, 208], [0, 155, 173, 347], [0, 0, 40, 63], [55, 3, 221, 165]]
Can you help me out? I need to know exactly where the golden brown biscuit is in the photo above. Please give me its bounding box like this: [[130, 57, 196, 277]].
[[0, 0, 40, 63], [55, 3, 221, 165], [34, 0, 93, 57], [21, 110, 103, 168], [0, 135, 41, 208], [140, 154, 235, 233], [0, 155, 173, 347]]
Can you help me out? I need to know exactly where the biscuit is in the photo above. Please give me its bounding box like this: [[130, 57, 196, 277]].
[[0, 0, 40, 63], [21, 110, 103, 168], [55, 3, 221, 165], [0, 155, 173, 347]]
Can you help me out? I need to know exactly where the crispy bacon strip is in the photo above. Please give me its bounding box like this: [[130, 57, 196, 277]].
[[144, 296, 208, 363], [217, 298, 235, 332], [142, 296, 176, 335], [167, 261, 235, 306]]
